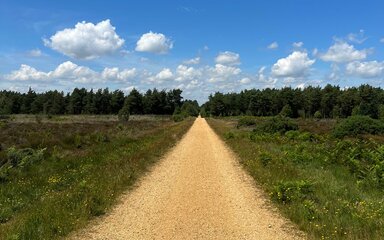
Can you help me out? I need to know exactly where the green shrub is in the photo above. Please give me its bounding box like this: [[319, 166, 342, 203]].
[[314, 111, 322, 119], [6, 147, 45, 168], [0, 147, 46, 182], [254, 116, 298, 134], [0, 206, 12, 223], [259, 152, 272, 166], [224, 131, 235, 139], [237, 116, 256, 128], [172, 114, 184, 122], [118, 105, 130, 122], [285, 130, 301, 140], [279, 104, 293, 117], [285, 130, 314, 141], [271, 180, 313, 203], [332, 115, 384, 138]]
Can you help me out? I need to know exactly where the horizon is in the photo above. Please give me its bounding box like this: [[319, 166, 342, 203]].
[[1, 0, 384, 104]]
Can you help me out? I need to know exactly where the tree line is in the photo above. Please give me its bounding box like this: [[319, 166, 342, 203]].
[[0, 88, 199, 116], [202, 84, 384, 119]]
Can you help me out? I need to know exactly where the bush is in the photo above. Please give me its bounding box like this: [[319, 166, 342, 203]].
[[332, 115, 384, 138], [279, 104, 293, 117], [118, 105, 130, 122], [6, 147, 45, 168], [259, 152, 272, 166], [271, 180, 313, 203], [237, 116, 256, 128], [0, 147, 46, 181], [172, 114, 184, 122], [314, 111, 322, 119], [224, 131, 235, 139], [285, 130, 314, 141], [254, 116, 298, 134]]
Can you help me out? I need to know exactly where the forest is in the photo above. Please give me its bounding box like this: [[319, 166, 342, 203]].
[[0, 88, 200, 117], [202, 84, 384, 119]]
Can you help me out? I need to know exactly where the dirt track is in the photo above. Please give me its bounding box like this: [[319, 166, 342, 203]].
[[71, 117, 304, 239]]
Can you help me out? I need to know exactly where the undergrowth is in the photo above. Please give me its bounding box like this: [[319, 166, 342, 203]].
[[0, 117, 194, 239], [208, 117, 384, 240]]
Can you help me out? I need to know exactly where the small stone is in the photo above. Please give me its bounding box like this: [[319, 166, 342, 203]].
[[268, 224, 272, 228]]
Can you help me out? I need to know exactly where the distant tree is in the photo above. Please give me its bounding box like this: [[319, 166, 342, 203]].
[[280, 104, 293, 118], [126, 89, 143, 114], [118, 98, 130, 121]]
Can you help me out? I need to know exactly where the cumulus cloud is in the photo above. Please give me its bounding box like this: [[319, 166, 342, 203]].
[[346, 61, 384, 78], [215, 51, 240, 66], [292, 42, 304, 48], [271, 51, 315, 78], [148, 68, 174, 83], [239, 77, 251, 84], [50, 61, 99, 83], [267, 42, 278, 49], [255, 66, 277, 88], [5, 64, 49, 81], [183, 57, 200, 65], [318, 41, 370, 63], [207, 64, 241, 82], [101, 67, 137, 81], [4, 61, 137, 84], [135, 31, 173, 54], [27, 49, 43, 57], [175, 65, 201, 82], [44, 19, 124, 60]]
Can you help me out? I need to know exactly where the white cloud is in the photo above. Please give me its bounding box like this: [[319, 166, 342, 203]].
[[292, 42, 304, 48], [346, 61, 384, 78], [183, 57, 200, 65], [175, 65, 201, 82], [5, 64, 49, 81], [328, 63, 342, 81], [239, 77, 251, 84], [380, 38, 384, 43], [101, 67, 137, 81], [27, 49, 43, 57], [255, 66, 277, 88], [149, 68, 174, 83], [203, 45, 209, 51], [44, 19, 124, 60], [215, 51, 240, 66], [50, 61, 98, 83], [271, 51, 315, 78], [347, 30, 367, 44], [135, 31, 173, 54], [296, 83, 305, 89], [319, 41, 370, 63], [267, 42, 278, 49], [4, 61, 136, 84], [207, 64, 241, 82]]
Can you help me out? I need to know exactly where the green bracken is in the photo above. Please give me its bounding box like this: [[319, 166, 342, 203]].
[[208, 117, 384, 240]]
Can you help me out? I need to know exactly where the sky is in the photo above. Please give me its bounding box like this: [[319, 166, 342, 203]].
[[1, 0, 384, 103]]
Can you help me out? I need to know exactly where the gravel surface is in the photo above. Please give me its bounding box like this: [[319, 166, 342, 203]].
[[70, 117, 305, 240]]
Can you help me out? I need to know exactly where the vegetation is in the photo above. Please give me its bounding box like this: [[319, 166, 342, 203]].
[[333, 115, 384, 138], [208, 117, 384, 239], [0, 116, 194, 239], [202, 84, 384, 119], [0, 87, 198, 117]]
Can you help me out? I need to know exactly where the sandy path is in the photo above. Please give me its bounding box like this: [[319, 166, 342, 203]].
[[71, 117, 304, 240]]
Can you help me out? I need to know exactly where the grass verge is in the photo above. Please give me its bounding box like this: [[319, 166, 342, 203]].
[[0, 116, 194, 239], [207, 117, 384, 240]]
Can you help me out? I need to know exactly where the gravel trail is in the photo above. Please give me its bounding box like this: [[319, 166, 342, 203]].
[[71, 117, 304, 240]]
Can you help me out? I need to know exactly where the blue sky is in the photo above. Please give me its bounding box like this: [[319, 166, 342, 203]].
[[1, 0, 384, 103]]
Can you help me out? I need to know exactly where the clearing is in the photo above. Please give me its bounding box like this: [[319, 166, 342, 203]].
[[71, 117, 304, 239]]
